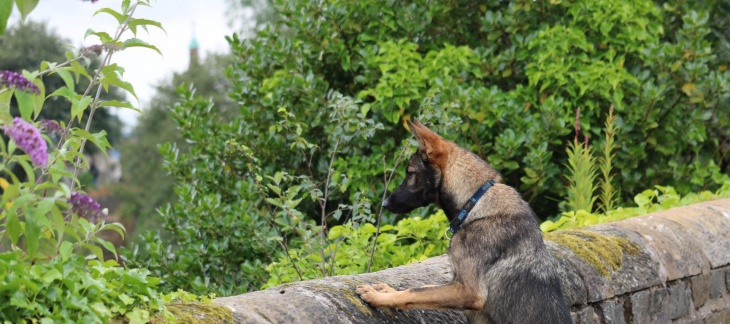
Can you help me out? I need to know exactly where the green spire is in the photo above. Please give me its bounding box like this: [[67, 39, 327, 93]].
[[189, 22, 198, 49]]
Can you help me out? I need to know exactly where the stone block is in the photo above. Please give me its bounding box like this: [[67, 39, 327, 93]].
[[598, 299, 625, 324], [573, 306, 597, 324], [561, 225, 664, 302], [710, 268, 727, 299], [661, 204, 730, 268], [690, 273, 711, 308], [544, 240, 587, 306], [668, 280, 692, 319], [613, 215, 710, 280]]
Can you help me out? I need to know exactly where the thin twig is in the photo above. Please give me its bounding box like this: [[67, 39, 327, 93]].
[[319, 138, 340, 276], [367, 141, 409, 272]]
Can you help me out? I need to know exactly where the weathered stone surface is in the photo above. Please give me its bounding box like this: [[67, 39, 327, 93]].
[[668, 280, 692, 319], [613, 215, 710, 280], [711, 268, 727, 299], [213, 199, 730, 323], [704, 308, 730, 324], [561, 224, 664, 302], [215, 255, 466, 324], [628, 288, 669, 324], [661, 203, 730, 269], [544, 240, 587, 306], [598, 299, 625, 324], [573, 306, 597, 324], [690, 273, 711, 308]]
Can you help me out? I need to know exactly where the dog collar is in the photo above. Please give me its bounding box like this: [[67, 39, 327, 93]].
[[447, 180, 495, 238]]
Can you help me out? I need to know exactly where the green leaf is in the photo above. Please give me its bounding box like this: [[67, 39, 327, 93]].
[[47, 86, 78, 101], [14, 0, 38, 21], [128, 18, 165, 36], [14, 89, 33, 120], [98, 99, 139, 113], [54, 67, 75, 92], [71, 128, 112, 153], [122, 38, 162, 55], [100, 222, 126, 239], [95, 237, 118, 260], [71, 96, 92, 122], [94, 7, 126, 24], [118, 293, 135, 306], [126, 308, 150, 324], [6, 207, 21, 244], [100, 73, 137, 100], [42, 268, 62, 283], [84, 29, 113, 43], [0, 0, 13, 36], [0, 87, 13, 119], [59, 241, 73, 261], [83, 243, 105, 261]]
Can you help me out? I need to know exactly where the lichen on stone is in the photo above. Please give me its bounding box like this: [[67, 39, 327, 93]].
[[544, 229, 640, 277], [165, 302, 234, 323]]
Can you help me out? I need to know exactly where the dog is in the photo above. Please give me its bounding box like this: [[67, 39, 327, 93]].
[[356, 120, 571, 324]]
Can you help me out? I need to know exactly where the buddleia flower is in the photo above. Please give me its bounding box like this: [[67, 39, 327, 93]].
[[40, 119, 67, 136], [68, 192, 105, 223], [0, 70, 40, 94], [3, 117, 49, 167]]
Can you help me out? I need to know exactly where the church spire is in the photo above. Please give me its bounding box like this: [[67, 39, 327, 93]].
[[189, 22, 199, 69]]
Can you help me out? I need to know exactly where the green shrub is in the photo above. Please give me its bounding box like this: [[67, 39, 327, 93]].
[[0, 1, 176, 322], [130, 0, 730, 294], [264, 211, 450, 288]]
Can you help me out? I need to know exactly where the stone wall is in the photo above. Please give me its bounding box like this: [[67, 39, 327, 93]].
[[214, 199, 730, 323]]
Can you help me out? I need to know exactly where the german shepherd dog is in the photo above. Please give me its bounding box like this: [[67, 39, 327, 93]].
[[356, 120, 571, 324]]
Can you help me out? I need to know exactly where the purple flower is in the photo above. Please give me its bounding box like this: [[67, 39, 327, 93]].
[[68, 192, 105, 222], [3, 117, 48, 167], [40, 119, 66, 136], [0, 71, 40, 94]]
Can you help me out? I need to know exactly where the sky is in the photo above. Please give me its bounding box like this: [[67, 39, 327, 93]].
[[8, 0, 241, 131]]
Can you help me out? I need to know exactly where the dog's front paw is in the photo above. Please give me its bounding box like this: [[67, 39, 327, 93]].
[[372, 283, 396, 293], [357, 285, 385, 306]]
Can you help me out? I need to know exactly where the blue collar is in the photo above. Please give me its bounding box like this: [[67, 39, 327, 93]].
[[447, 180, 495, 236]]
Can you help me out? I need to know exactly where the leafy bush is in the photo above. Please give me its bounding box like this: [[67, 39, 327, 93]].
[[129, 0, 730, 294], [0, 1, 176, 322], [264, 211, 450, 288], [225, 0, 729, 218]]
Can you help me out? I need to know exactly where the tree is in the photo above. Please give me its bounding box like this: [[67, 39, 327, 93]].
[[129, 0, 730, 295], [0, 21, 124, 145], [115, 53, 233, 236]]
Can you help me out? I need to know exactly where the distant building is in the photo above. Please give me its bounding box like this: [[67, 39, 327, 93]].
[[189, 23, 199, 68]]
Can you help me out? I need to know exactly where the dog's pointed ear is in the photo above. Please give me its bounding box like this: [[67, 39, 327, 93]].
[[407, 119, 448, 164]]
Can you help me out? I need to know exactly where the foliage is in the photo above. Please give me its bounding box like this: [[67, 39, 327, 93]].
[[264, 211, 449, 288], [0, 1, 174, 322], [597, 105, 619, 213], [114, 53, 233, 236], [0, 21, 125, 148], [564, 108, 598, 213], [128, 0, 730, 294], [122, 89, 275, 296], [0, 254, 170, 323], [124, 85, 386, 295], [222, 0, 728, 220], [541, 175, 730, 232]]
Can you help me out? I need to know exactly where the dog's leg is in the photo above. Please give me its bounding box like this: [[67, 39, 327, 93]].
[[357, 282, 484, 311]]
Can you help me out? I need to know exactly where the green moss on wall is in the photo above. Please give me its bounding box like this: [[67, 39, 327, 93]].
[[544, 230, 640, 277]]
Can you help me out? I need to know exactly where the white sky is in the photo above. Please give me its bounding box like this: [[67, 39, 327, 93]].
[[8, 0, 239, 131]]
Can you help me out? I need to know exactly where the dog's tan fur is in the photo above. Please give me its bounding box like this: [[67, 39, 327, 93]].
[[357, 120, 570, 324]]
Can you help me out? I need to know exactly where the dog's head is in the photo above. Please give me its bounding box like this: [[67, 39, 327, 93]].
[[382, 119, 451, 214]]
